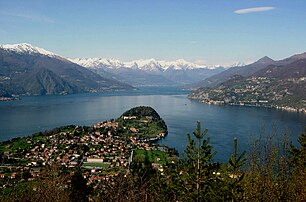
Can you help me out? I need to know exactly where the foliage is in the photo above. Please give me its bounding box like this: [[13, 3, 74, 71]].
[[289, 127, 306, 200], [121, 106, 161, 120], [179, 121, 219, 202], [69, 168, 90, 202], [117, 106, 167, 139], [240, 130, 300, 201], [226, 137, 247, 201], [0, 164, 71, 202]]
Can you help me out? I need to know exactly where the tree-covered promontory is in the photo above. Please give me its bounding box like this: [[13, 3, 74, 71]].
[[120, 106, 161, 120], [117, 106, 167, 140]]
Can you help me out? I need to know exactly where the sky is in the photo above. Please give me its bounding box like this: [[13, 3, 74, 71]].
[[0, 0, 306, 66]]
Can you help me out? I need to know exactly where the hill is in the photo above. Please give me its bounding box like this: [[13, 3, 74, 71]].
[[118, 106, 167, 140], [121, 106, 162, 120]]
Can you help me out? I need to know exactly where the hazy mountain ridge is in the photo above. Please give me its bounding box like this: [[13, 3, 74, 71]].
[[254, 55, 306, 79], [192, 56, 276, 88], [189, 53, 306, 111], [0, 44, 133, 97], [193, 52, 306, 89]]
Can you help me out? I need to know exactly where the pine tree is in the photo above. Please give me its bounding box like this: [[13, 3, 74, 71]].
[[180, 121, 218, 202], [227, 137, 246, 202], [289, 128, 306, 200]]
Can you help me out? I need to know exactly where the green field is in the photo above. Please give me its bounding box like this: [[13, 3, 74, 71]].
[[82, 162, 110, 168], [118, 119, 166, 138], [133, 149, 173, 164]]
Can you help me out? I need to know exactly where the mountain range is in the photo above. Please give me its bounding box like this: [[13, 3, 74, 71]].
[[0, 43, 229, 99], [192, 52, 306, 89], [1, 42, 305, 109], [189, 52, 306, 110], [70, 58, 226, 86], [191, 56, 275, 88], [0, 43, 133, 98]]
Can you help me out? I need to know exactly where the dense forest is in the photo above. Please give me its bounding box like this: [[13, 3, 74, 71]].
[[0, 121, 305, 202]]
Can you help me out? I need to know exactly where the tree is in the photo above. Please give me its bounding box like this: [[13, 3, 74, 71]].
[[69, 168, 90, 202], [290, 128, 306, 169], [31, 164, 70, 202], [227, 137, 246, 202], [290, 128, 306, 200], [242, 129, 294, 201], [180, 121, 218, 202]]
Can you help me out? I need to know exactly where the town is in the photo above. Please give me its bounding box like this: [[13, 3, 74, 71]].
[[0, 107, 175, 190], [189, 76, 306, 113]]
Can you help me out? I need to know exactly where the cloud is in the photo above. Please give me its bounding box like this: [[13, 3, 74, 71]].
[[234, 7, 275, 14], [0, 11, 54, 23]]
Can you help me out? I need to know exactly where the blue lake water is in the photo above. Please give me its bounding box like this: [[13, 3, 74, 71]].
[[1, 87, 305, 162]]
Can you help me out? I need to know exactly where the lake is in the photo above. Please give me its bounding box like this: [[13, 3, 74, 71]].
[[1, 87, 305, 162]]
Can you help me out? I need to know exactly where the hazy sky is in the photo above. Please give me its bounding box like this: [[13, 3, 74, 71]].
[[0, 0, 306, 65]]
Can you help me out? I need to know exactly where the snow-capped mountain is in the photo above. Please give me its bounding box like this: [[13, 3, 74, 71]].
[[0, 43, 133, 97], [0, 43, 226, 87], [70, 58, 216, 72], [124, 59, 164, 72], [70, 57, 226, 86], [72, 58, 124, 69], [0, 43, 57, 57], [159, 59, 208, 70]]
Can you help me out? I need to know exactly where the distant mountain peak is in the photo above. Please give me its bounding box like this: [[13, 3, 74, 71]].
[[0, 43, 56, 57], [255, 56, 274, 64]]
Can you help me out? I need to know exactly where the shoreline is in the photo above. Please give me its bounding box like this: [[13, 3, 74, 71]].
[[189, 98, 306, 114], [0, 97, 19, 101]]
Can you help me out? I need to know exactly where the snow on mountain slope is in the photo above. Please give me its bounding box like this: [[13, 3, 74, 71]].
[[0, 43, 236, 71], [125, 59, 164, 72], [0, 43, 56, 57], [0, 43, 226, 87], [72, 58, 124, 69], [70, 57, 217, 71], [159, 59, 205, 70]]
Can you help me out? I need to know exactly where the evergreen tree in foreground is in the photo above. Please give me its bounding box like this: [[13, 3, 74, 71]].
[[180, 121, 219, 202], [227, 137, 246, 202], [289, 128, 306, 200]]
